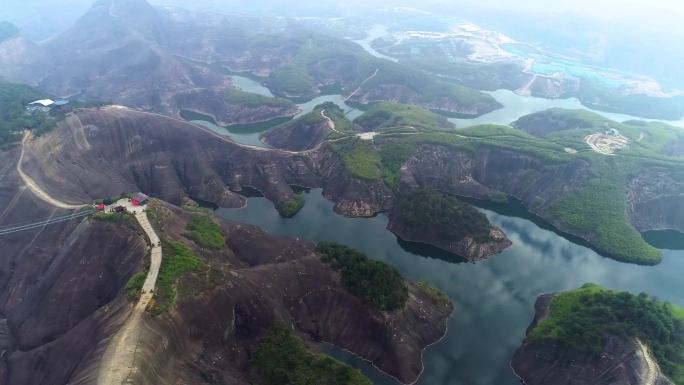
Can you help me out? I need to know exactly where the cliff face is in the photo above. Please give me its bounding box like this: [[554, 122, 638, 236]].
[[118, 203, 453, 385], [21, 107, 317, 210], [626, 167, 684, 234], [309, 146, 395, 217], [400, 144, 592, 218], [387, 207, 512, 261], [0, 145, 147, 385], [512, 295, 675, 385], [261, 115, 329, 151]]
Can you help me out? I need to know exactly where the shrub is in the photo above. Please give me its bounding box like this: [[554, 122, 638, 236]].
[[317, 242, 408, 311]]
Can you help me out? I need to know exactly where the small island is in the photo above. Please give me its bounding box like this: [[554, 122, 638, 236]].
[[513, 284, 684, 385], [387, 188, 512, 261]]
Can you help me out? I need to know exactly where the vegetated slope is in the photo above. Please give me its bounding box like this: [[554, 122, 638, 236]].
[[353, 102, 455, 132], [387, 188, 512, 260], [0, 83, 57, 144], [175, 23, 501, 116], [512, 284, 683, 385], [263, 102, 354, 151], [372, 32, 684, 120], [512, 108, 615, 137], [120, 201, 453, 385], [326, 108, 684, 264]]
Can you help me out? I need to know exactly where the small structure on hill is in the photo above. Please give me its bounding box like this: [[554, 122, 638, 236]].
[[131, 192, 150, 206], [26, 99, 55, 113]]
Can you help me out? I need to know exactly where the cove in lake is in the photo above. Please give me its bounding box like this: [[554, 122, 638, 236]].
[[216, 189, 684, 385], [186, 77, 364, 147]]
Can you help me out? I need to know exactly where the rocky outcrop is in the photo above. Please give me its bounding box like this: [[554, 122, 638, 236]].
[[387, 209, 512, 261], [115, 202, 453, 385], [21, 107, 316, 210], [626, 166, 684, 234], [400, 144, 601, 239], [0, 144, 147, 385], [174, 89, 299, 126], [512, 295, 675, 385], [262, 114, 329, 151], [309, 146, 394, 217]]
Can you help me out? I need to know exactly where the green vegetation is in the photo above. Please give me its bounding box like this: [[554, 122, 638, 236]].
[[530, 284, 684, 383], [331, 138, 381, 181], [251, 323, 372, 385], [416, 281, 451, 307], [316, 102, 355, 133], [549, 172, 662, 265], [151, 240, 203, 315], [354, 102, 454, 131], [317, 242, 408, 311], [186, 216, 225, 250], [512, 108, 614, 137], [378, 142, 416, 190], [181, 204, 212, 214], [0, 22, 18, 43], [125, 272, 146, 301], [246, 29, 498, 113], [396, 189, 493, 242], [91, 212, 137, 228], [0, 83, 57, 145], [276, 195, 305, 218]]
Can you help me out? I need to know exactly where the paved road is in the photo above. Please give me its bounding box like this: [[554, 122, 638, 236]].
[[97, 201, 163, 385], [18, 132, 85, 209]]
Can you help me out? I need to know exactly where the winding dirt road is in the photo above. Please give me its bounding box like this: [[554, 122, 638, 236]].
[[18, 132, 85, 209]]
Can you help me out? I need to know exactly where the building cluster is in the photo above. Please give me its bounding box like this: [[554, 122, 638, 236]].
[[25, 98, 70, 113]]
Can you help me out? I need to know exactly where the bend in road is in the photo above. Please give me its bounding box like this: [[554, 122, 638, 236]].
[[18, 132, 85, 209]]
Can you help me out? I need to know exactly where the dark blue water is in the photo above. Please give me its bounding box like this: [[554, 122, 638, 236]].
[[216, 189, 684, 385]]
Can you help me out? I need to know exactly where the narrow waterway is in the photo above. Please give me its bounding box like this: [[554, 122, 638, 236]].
[[216, 189, 684, 385], [448, 89, 684, 128], [187, 76, 363, 147]]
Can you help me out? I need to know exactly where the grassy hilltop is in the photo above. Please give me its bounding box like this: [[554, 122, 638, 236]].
[[530, 284, 684, 384]]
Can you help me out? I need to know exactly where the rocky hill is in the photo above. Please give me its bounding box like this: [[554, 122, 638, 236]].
[[0, 131, 452, 384], [512, 286, 682, 385]]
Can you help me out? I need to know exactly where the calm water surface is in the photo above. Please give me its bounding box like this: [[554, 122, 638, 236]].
[[449, 89, 684, 128], [191, 78, 363, 147], [217, 189, 684, 385]]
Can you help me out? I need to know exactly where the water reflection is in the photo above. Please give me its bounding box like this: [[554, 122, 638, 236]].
[[216, 189, 684, 385]]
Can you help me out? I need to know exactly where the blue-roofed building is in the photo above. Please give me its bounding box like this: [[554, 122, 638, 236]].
[[53, 99, 69, 106]]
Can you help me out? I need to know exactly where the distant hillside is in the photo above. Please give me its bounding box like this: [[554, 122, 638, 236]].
[[512, 108, 614, 137], [0, 0, 501, 119], [354, 102, 455, 132]]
